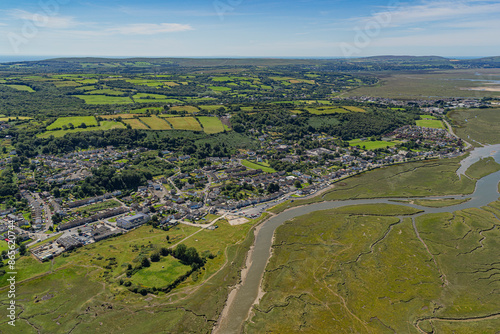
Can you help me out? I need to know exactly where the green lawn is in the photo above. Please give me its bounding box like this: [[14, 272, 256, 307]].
[[416, 119, 445, 129], [130, 256, 191, 288], [349, 138, 396, 150], [242, 160, 277, 173]]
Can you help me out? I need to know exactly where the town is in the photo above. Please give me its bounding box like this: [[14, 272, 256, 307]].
[[1, 119, 465, 262]]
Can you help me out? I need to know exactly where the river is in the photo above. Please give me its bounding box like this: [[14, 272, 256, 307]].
[[213, 146, 500, 334]]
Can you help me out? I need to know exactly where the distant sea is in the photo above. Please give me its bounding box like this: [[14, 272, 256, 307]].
[[0, 55, 491, 63], [0, 55, 56, 63]]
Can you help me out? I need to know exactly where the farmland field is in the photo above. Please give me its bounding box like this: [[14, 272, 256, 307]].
[[209, 86, 231, 92], [75, 95, 133, 104], [0, 117, 32, 121], [197, 116, 225, 134], [170, 106, 199, 113], [139, 116, 172, 130], [133, 93, 182, 103], [101, 114, 141, 119], [167, 117, 202, 131], [85, 89, 128, 96], [39, 121, 125, 138], [47, 116, 97, 130], [1, 84, 35, 92], [98, 121, 127, 130], [123, 118, 150, 129]]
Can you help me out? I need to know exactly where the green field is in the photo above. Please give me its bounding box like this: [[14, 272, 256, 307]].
[[241, 160, 277, 173], [75, 95, 133, 104], [209, 86, 231, 92], [47, 116, 98, 130], [246, 202, 500, 333], [133, 93, 181, 104], [349, 138, 396, 150], [101, 114, 140, 119], [0, 117, 33, 121], [416, 119, 445, 129], [130, 256, 191, 288], [170, 106, 199, 113], [197, 116, 225, 134], [39, 121, 126, 138], [1, 84, 35, 92], [167, 117, 202, 131], [85, 89, 127, 96], [123, 118, 150, 129], [450, 108, 500, 145], [139, 116, 172, 130]]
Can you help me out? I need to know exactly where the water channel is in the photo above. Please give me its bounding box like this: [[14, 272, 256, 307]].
[[214, 146, 500, 333]]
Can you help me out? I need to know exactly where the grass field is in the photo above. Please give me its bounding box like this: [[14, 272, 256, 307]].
[[393, 198, 471, 208], [47, 116, 97, 130], [139, 116, 172, 130], [1, 84, 35, 92], [170, 106, 199, 113], [85, 89, 127, 96], [123, 118, 150, 129], [39, 121, 126, 138], [197, 116, 225, 134], [347, 69, 500, 99], [241, 160, 277, 173], [416, 119, 445, 129], [450, 108, 500, 145], [133, 93, 181, 104], [75, 95, 133, 104], [101, 114, 140, 119], [349, 138, 396, 150], [246, 201, 500, 333], [130, 256, 191, 288], [167, 117, 202, 131], [270, 157, 476, 214], [465, 157, 500, 179], [342, 105, 365, 112], [209, 86, 231, 92], [0, 117, 33, 121]]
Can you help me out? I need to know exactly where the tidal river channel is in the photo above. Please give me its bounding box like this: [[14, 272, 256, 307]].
[[214, 145, 500, 334]]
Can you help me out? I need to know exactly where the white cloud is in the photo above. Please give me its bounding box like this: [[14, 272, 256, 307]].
[[7, 9, 79, 29], [109, 23, 193, 35], [357, 0, 500, 28]]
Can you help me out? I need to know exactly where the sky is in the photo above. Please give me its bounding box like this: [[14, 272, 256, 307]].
[[0, 0, 499, 58]]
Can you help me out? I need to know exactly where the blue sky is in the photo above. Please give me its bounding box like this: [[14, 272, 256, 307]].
[[0, 0, 499, 58]]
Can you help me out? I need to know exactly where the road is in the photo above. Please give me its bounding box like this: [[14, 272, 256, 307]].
[[444, 119, 472, 150]]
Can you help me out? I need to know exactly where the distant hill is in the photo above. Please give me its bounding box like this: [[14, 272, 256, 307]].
[[1, 55, 500, 73]]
